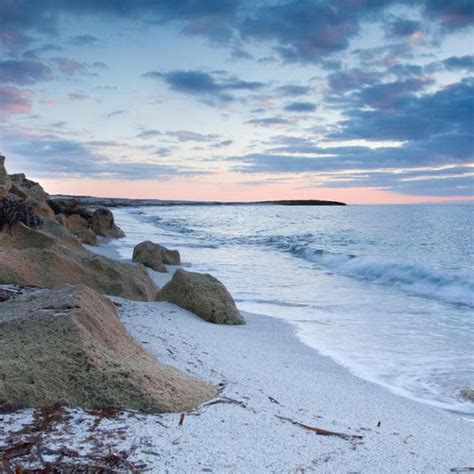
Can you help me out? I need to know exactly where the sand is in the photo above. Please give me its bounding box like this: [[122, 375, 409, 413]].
[[1, 242, 473, 472]]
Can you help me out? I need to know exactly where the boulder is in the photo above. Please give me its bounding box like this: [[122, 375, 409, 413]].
[[40, 217, 85, 249], [64, 213, 97, 245], [0, 155, 11, 198], [9, 173, 54, 218], [132, 241, 180, 272], [157, 269, 246, 325], [55, 213, 67, 226], [0, 223, 158, 301], [65, 213, 89, 231], [91, 207, 125, 238], [0, 285, 216, 412]]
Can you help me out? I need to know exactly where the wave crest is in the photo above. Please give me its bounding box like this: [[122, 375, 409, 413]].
[[291, 245, 474, 307]]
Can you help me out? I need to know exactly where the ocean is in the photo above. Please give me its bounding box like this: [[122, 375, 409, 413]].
[[108, 204, 474, 415]]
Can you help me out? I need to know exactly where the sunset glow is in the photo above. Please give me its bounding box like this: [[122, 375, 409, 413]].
[[1, 1, 472, 203]]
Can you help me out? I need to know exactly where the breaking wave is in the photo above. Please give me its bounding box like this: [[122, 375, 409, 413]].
[[290, 245, 474, 307]]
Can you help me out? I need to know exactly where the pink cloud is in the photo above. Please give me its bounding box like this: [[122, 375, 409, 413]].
[[0, 86, 31, 116]]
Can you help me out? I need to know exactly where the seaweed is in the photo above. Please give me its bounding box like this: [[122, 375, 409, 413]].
[[0, 195, 42, 231]]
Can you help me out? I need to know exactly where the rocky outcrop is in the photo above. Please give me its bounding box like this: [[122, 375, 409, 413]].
[[48, 197, 81, 216], [0, 222, 158, 301], [65, 213, 97, 245], [91, 207, 125, 238], [133, 241, 181, 272], [157, 269, 246, 325], [0, 155, 11, 198], [49, 199, 124, 245], [0, 285, 216, 412], [9, 173, 54, 218]]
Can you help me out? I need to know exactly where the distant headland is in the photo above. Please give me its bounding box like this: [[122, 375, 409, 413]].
[[51, 195, 347, 207]]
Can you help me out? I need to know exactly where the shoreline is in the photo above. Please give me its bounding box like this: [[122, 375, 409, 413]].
[[2, 234, 473, 471], [92, 214, 474, 418], [3, 290, 472, 472], [101, 239, 474, 470]]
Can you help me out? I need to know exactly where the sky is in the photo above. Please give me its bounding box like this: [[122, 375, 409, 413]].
[[0, 0, 473, 204]]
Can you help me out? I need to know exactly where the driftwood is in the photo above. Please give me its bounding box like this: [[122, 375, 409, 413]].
[[202, 397, 247, 409], [276, 415, 363, 440]]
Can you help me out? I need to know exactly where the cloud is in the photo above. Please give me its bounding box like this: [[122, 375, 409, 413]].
[[225, 76, 473, 197], [0, 59, 51, 85], [92, 61, 109, 70], [153, 146, 175, 157], [136, 129, 162, 139], [386, 18, 422, 39], [52, 57, 107, 77], [423, 0, 474, 31], [51, 121, 67, 128], [52, 57, 86, 75], [426, 55, 474, 72], [68, 34, 99, 47], [211, 139, 233, 147], [0, 30, 33, 55], [338, 77, 434, 112], [387, 63, 424, 78], [68, 91, 90, 100], [166, 130, 220, 142], [327, 68, 379, 92], [246, 116, 290, 126], [284, 101, 316, 112], [229, 47, 254, 60], [106, 110, 126, 118], [333, 78, 473, 141], [1, 1, 472, 66], [275, 85, 312, 96], [144, 69, 265, 105], [22, 43, 62, 59], [0, 85, 31, 116], [312, 167, 474, 197], [1, 127, 206, 180], [228, 139, 473, 196], [240, 1, 360, 62]]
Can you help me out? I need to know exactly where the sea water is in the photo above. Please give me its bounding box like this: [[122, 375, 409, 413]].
[[108, 204, 474, 415]]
